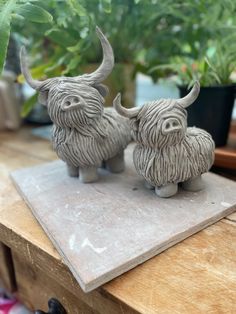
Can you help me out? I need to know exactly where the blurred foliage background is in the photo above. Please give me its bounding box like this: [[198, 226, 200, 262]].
[[1, 0, 236, 90]]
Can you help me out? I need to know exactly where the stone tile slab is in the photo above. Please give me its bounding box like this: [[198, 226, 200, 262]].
[[11, 144, 236, 292]]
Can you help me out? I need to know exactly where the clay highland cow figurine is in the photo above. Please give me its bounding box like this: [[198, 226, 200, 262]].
[[20, 27, 131, 183], [114, 81, 215, 198]]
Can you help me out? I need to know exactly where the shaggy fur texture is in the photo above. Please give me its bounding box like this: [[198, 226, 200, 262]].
[[20, 27, 131, 178], [48, 82, 131, 168], [130, 99, 215, 186]]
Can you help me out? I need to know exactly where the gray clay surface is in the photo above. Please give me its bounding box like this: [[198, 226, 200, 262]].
[[11, 146, 236, 292], [20, 27, 131, 182], [113, 82, 215, 197]]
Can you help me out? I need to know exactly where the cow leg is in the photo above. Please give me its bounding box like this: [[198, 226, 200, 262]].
[[145, 181, 155, 190], [155, 183, 178, 198], [67, 163, 79, 177], [79, 166, 98, 183], [181, 175, 204, 192], [106, 151, 125, 173]]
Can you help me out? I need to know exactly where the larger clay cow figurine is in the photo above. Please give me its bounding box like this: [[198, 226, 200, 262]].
[[113, 82, 215, 197], [20, 27, 131, 183]]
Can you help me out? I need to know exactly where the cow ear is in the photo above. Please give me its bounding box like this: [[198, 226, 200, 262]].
[[130, 117, 139, 141], [38, 91, 49, 106], [93, 84, 109, 97], [129, 104, 148, 140]]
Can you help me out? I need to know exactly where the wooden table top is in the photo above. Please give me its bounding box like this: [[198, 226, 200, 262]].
[[214, 122, 236, 169], [0, 127, 236, 314]]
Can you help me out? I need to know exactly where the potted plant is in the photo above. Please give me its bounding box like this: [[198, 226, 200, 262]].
[[2, 0, 201, 117], [145, 1, 236, 147], [13, 0, 173, 114], [150, 37, 236, 147]]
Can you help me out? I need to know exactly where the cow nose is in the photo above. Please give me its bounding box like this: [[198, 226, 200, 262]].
[[162, 118, 181, 134]]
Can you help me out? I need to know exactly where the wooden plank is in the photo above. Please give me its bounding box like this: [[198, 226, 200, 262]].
[[12, 250, 96, 314], [0, 243, 16, 292], [214, 120, 236, 169], [0, 144, 136, 313], [0, 127, 56, 162], [11, 144, 236, 292], [227, 212, 236, 221], [105, 220, 236, 314], [214, 148, 236, 169], [1, 128, 236, 313], [224, 212, 236, 226], [2, 199, 236, 314], [1, 223, 137, 313]]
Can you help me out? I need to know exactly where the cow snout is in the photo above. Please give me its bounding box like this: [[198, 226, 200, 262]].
[[162, 118, 181, 134], [62, 96, 86, 111]]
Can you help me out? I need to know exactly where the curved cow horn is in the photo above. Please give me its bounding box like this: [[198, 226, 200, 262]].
[[20, 46, 49, 90], [83, 26, 114, 84], [177, 81, 200, 108], [113, 93, 140, 118]]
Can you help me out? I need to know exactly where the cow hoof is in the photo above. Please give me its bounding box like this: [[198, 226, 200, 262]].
[[145, 181, 155, 190], [106, 151, 125, 173], [155, 183, 178, 198], [182, 175, 204, 192], [67, 164, 79, 177], [79, 166, 98, 183]]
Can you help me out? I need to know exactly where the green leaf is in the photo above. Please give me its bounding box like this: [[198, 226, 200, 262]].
[[0, 0, 17, 73], [206, 46, 216, 58], [45, 28, 77, 47], [204, 57, 217, 73], [67, 42, 82, 53], [99, 0, 112, 13], [11, 13, 25, 21], [18, 62, 53, 83], [62, 55, 81, 75], [148, 64, 178, 74], [17, 4, 53, 23], [67, 0, 87, 16], [21, 93, 38, 118]]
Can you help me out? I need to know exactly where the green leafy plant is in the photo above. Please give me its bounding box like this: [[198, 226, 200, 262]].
[[6, 0, 191, 116], [14, 0, 182, 79], [1, 0, 236, 116], [147, 0, 236, 85], [0, 0, 53, 73], [149, 39, 236, 87]]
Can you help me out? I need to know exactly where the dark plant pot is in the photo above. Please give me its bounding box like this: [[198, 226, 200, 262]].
[[179, 85, 236, 147]]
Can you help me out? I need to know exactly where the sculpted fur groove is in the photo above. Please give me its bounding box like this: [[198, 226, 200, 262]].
[[114, 82, 215, 197], [20, 27, 131, 183]]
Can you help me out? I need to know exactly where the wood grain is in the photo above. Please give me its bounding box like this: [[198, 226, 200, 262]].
[[12, 250, 96, 314], [0, 129, 137, 313], [0, 127, 56, 162], [214, 148, 236, 169], [1, 128, 236, 313], [0, 243, 16, 292], [105, 220, 236, 314], [214, 120, 236, 169]]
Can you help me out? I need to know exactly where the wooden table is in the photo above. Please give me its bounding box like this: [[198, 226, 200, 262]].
[[214, 121, 236, 169], [0, 127, 236, 314]]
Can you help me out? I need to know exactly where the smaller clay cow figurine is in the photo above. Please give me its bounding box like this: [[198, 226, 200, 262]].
[[20, 27, 131, 183], [113, 82, 215, 197]]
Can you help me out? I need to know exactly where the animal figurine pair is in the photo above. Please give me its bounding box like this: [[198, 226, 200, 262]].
[[20, 27, 215, 198]]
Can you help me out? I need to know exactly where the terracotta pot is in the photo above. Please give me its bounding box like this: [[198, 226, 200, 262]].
[[83, 63, 136, 108], [179, 85, 236, 147]]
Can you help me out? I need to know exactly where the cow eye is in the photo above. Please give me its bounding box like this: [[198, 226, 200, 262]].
[[65, 101, 71, 106], [73, 96, 79, 103]]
